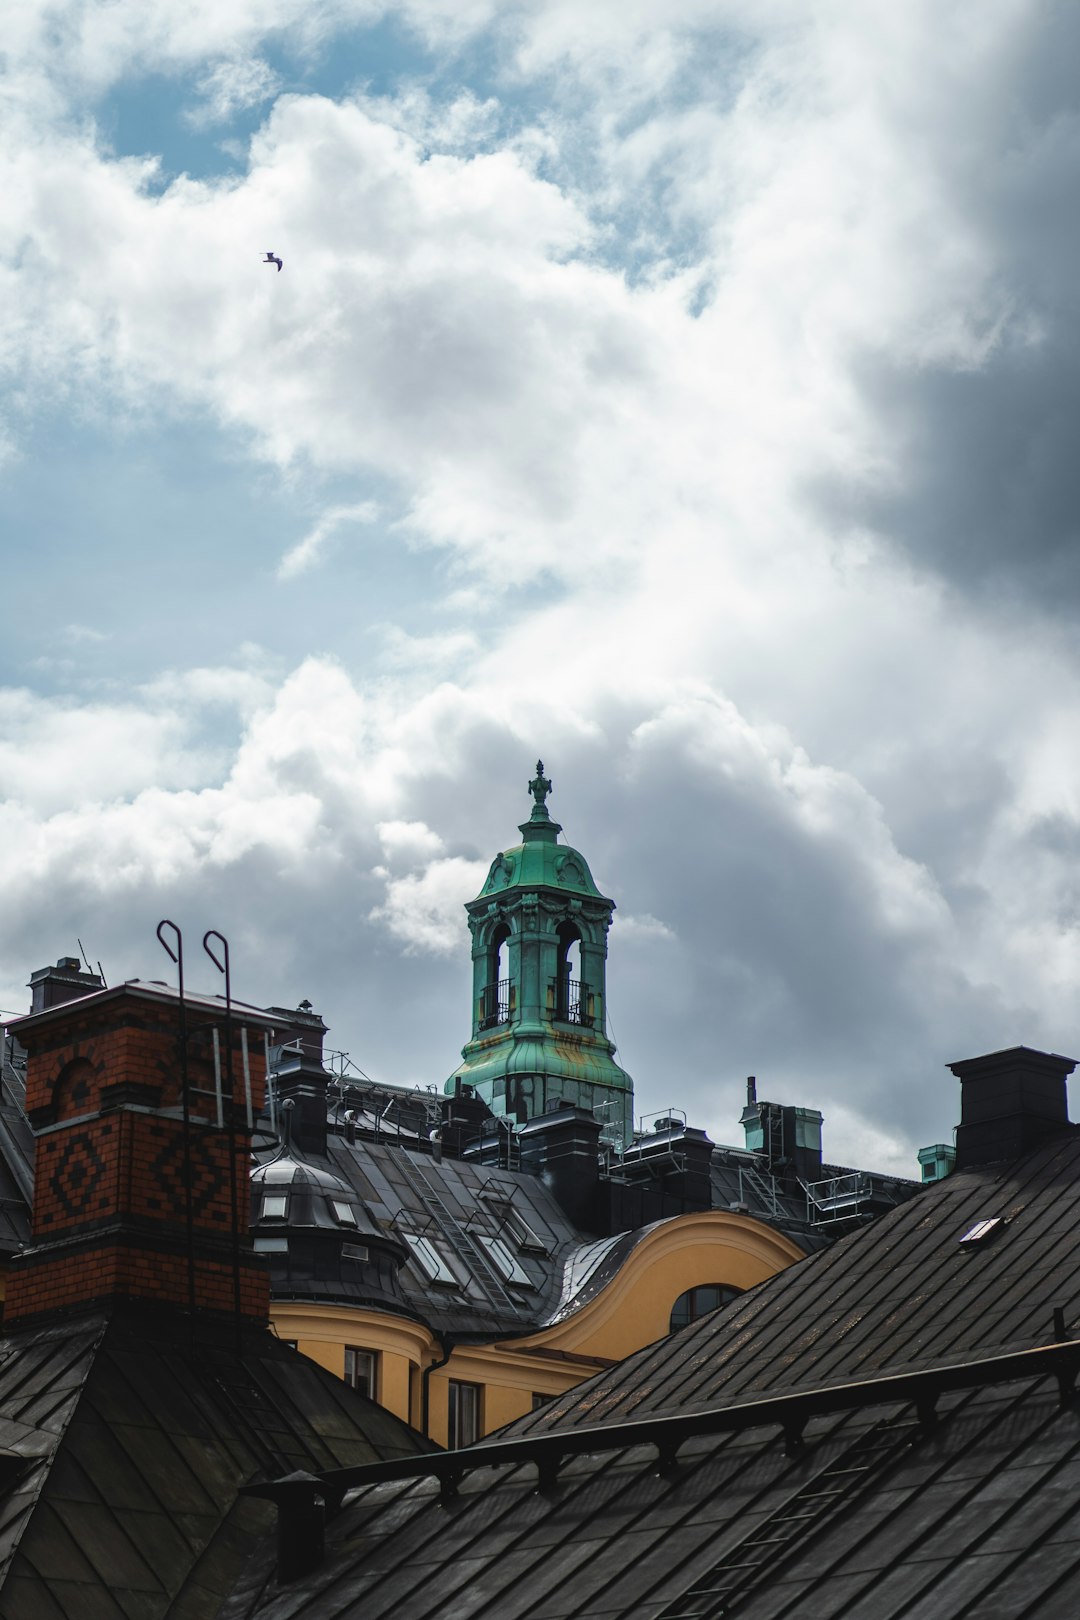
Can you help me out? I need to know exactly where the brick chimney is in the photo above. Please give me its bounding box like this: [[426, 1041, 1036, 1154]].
[[4, 981, 275, 1326], [950, 1045, 1076, 1170]]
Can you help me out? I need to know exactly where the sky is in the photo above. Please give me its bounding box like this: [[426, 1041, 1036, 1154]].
[[4, 0, 1080, 1176]]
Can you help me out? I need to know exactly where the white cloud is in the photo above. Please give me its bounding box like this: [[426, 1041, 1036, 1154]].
[[376, 819, 446, 864], [370, 855, 488, 953], [62, 623, 108, 644], [378, 626, 481, 672], [5, 0, 1080, 1175], [355, 86, 502, 152], [277, 501, 378, 579], [615, 913, 676, 943], [188, 56, 282, 127]]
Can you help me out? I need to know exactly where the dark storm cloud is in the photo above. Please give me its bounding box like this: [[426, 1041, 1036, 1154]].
[[814, 8, 1080, 610], [820, 333, 1080, 611], [595, 732, 1032, 1157]]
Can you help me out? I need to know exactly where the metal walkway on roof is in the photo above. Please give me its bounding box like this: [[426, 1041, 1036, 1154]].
[[657, 1409, 925, 1617]]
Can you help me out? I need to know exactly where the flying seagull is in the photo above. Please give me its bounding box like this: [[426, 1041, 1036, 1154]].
[[263, 251, 283, 272]]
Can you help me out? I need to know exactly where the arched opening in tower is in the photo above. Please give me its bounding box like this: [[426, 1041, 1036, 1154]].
[[555, 922, 584, 1023], [480, 922, 511, 1029]]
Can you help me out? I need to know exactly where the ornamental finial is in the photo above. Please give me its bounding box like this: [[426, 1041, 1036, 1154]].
[[529, 759, 552, 809]]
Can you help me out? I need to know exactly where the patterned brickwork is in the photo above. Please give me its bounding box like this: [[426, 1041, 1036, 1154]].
[[6, 984, 271, 1326], [6, 1241, 269, 1321]]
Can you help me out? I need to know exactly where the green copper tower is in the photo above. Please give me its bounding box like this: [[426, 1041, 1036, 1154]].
[[446, 762, 634, 1147]]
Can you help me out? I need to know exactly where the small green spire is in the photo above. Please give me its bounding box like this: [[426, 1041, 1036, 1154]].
[[527, 759, 553, 824]]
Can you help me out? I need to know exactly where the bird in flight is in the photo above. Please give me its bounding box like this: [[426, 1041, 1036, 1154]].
[[263, 251, 283, 272]]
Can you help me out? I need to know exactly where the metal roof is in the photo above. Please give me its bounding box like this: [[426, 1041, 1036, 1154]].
[[228, 1130, 1080, 1619], [0, 1307, 429, 1619], [5, 979, 278, 1037], [317, 1137, 615, 1340]]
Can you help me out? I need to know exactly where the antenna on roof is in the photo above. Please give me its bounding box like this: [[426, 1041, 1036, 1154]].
[[76, 938, 107, 986]]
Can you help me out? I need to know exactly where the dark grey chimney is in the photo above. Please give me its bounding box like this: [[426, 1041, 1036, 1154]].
[[265, 1003, 332, 1155], [620, 1122, 715, 1209], [441, 1084, 490, 1158], [272, 1049, 330, 1155], [951, 1046, 1076, 1169], [265, 1003, 328, 1064], [518, 1104, 602, 1231], [28, 957, 104, 1016]]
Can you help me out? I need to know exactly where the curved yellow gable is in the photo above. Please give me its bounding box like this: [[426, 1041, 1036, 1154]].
[[512, 1209, 807, 1363]]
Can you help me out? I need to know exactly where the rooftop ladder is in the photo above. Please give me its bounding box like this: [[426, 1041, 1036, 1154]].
[[394, 1151, 523, 1315], [656, 1408, 926, 1619], [735, 1163, 787, 1219], [205, 1351, 326, 1478]]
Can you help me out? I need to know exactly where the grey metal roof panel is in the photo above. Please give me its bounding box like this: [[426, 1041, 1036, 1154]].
[[234, 1376, 1080, 1620], [315, 1138, 590, 1338], [0, 1307, 429, 1618], [505, 1134, 1080, 1436], [222, 1132, 1080, 1619]]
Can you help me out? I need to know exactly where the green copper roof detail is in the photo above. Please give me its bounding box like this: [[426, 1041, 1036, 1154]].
[[474, 762, 608, 903], [446, 761, 634, 1146]]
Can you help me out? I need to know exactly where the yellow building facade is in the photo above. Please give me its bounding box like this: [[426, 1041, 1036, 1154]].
[[271, 1208, 805, 1445]]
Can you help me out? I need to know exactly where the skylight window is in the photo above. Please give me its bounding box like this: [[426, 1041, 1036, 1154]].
[[331, 1200, 358, 1226], [478, 1233, 534, 1288], [959, 1217, 1005, 1246], [261, 1194, 287, 1220], [403, 1233, 459, 1287], [479, 1191, 548, 1254]]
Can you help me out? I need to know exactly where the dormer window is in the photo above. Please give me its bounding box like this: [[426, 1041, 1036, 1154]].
[[331, 1200, 358, 1226], [261, 1194, 287, 1220]]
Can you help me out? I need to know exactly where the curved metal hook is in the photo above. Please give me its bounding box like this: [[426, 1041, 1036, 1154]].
[[156, 918, 182, 967], [201, 926, 231, 997]]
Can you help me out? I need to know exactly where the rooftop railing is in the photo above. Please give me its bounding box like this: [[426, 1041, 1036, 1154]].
[[551, 976, 593, 1027], [478, 979, 511, 1031]]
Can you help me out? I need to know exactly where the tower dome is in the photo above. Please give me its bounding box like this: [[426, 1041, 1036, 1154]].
[[445, 762, 634, 1146]]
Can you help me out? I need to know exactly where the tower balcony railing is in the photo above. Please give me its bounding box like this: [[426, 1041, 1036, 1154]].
[[478, 979, 512, 1031], [550, 977, 594, 1028]]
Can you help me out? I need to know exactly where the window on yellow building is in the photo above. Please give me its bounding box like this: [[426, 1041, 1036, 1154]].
[[345, 1347, 378, 1400], [448, 1379, 481, 1448], [669, 1284, 742, 1333]]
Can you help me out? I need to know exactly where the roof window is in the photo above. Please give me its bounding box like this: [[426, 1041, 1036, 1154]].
[[478, 1233, 534, 1288], [403, 1233, 459, 1287], [331, 1200, 358, 1226], [261, 1194, 287, 1221], [959, 1216, 1005, 1246], [479, 1191, 548, 1254]]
